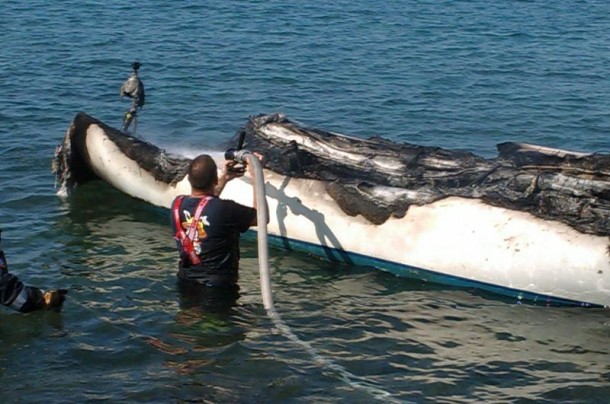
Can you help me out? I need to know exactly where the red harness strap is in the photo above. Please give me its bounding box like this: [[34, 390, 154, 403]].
[[172, 195, 211, 266]]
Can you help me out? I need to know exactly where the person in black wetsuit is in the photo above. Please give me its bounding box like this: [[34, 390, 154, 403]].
[[0, 229, 67, 313], [170, 154, 266, 290]]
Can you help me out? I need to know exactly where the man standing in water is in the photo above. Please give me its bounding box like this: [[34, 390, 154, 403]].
[[170, 154, 265, 290], [0, 229, 67, 313]]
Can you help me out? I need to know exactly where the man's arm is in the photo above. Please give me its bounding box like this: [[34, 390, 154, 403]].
[[0, 267, 67, 313], [0, 265, 44, 312], [0, 233, 67, 313], [215, 155, 269, 226], [215, 160, 246, 196]]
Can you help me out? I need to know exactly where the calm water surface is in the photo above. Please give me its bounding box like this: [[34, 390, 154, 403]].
[[1, 1, 609, 402]]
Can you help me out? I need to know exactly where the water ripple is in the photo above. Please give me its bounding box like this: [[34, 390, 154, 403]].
[[2, 0, 610, 402]]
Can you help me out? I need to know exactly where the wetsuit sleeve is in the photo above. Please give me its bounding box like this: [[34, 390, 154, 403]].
[[0, 252, 45, 313]]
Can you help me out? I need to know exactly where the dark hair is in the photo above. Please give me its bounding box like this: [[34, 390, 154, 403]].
[[188, 155, 218, 190]]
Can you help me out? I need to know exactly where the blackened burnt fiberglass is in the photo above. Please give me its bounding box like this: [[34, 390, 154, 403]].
[[52, 112, 610, 307]]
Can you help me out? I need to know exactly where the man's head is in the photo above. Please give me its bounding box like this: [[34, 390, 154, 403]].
[[188, 154, 218, 191]]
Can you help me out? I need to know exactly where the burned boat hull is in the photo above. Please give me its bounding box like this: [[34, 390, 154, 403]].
[[53, 113, 610, 307]]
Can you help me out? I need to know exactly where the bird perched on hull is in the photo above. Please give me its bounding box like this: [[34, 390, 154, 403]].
[[120, 61, 145, 134]]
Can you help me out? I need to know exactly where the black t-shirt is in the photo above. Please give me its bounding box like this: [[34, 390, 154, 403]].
[[170, 195, 256, 275]]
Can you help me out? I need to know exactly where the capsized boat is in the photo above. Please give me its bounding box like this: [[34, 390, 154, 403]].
[[53, 112, 610, 307]]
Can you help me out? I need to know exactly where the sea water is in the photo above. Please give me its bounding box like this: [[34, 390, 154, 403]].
[[0, 1, 608, 402]]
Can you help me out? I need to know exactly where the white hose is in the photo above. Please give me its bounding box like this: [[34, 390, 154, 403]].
[[243, 153, 273, 310], [236, 151, 399, 402]]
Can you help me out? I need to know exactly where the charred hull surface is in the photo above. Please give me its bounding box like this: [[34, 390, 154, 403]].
[[238, 113, 610, 236], [54, 112, 610, 307], [53, 112, 192, 205]]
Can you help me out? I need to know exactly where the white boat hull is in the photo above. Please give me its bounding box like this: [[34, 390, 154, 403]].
[[53, 113, 610, 307]]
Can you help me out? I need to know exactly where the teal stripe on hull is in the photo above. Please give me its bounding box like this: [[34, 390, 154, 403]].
[[261, 233, 603, 308], [153, 205, 601, 308]]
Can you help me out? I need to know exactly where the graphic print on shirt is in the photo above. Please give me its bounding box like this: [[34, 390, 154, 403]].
[[181, 210, 211, 251]]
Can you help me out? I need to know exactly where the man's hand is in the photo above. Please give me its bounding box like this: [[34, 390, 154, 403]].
[[215, 160, 246, 196], [43, 289, 68, 312], [222, 160, 246, 180], [217, 153, 265, 196]]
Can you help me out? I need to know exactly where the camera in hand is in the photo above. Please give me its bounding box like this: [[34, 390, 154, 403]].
[[228, 163, 246, 173]]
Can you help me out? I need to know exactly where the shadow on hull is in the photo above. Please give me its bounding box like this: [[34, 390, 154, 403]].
[[53, 112, 610, 307]]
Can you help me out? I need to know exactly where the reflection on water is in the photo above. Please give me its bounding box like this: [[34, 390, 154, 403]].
[[0, 184, 608, 403], [2, 0, 610, 399]]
